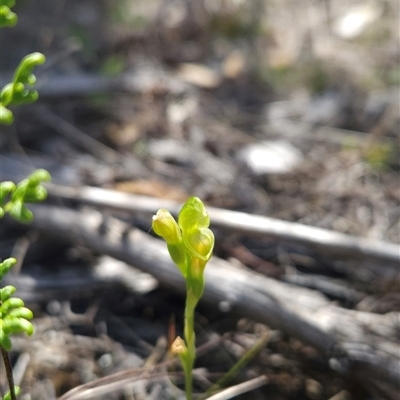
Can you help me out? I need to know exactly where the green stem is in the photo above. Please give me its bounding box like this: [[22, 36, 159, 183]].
[[1, 346, 16, 400], [183, 289, 198, 400]]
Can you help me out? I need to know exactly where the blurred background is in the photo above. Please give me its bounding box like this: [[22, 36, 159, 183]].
[[1, 0, 398, 236], [0, 0, 399, 399]]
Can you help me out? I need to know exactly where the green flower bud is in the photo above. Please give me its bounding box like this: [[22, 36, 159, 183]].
[[153, 209, 188, 276], [178, 197, 214, 260], [171, 336, 188, 355], [152, 209, 182, 244], [178, 197, 210, 232], [183, 227, 214, 261]]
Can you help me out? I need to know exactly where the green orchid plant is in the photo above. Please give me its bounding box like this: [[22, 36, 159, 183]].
[[1, 1, 46, 125], [0, 258, 34, 352], [0, 50, 46, 125], [0, 171, 50, 400], [1, 3, 48, 399], [0, 170, 51, 222], [152, 197, 215, 400]]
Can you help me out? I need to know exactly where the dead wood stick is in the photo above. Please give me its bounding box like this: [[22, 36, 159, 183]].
[[28, 205, 400, 391], [33, 70, 189, 98], [0, 69, 189, 98], [45, 184, 400, 267]]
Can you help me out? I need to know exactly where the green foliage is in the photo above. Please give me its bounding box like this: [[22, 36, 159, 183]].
[[0, 4, 48, 399], [0, 52, 46, 125], [0, 0, 17, 28], [2, 387, 20, 400], [0, 2, 47, 155], [0, 258, 34, 351], [0, 169, 51, 222]]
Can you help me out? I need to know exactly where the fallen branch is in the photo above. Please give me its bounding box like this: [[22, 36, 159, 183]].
[[28, 204, 400, 395], [45, 184, 400, 268]]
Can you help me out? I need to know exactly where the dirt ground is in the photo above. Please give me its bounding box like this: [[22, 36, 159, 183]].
[[0, 1, 399, 399]]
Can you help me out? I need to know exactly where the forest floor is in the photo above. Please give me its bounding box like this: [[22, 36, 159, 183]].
[[0, 1, 399, 399]]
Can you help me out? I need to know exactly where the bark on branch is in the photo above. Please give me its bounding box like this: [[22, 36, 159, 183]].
[[46, 184, 400, 268]]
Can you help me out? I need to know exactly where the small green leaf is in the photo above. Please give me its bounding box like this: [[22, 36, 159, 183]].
[[0, 83, 13, 104], [3, 317, 34, 336], [0, 334, 12, 351], [0, 5, 17, 28], [13, 52, 46, 85], [0, 104, 14, 125], [10, 87, 39, 105], [0, 181, 15, 203], [2, 386, 21, 400], [23, 186, 47, 202], [1, 297, 25, 314], [7, 306, 34, 320], [0, 285, 17, 302], [27, 168, 51, 185], [5, 200, 33, 222], [0, 258, 17, 278]]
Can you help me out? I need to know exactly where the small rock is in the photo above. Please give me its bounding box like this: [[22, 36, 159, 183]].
[[237, 140, 303, 175], [333, 1, 383, 39], [177, 63, 222, 89], [305, 379, 324, 399], [98, 353, 113, 369], [223, 50, 246, 79], [269, 353, 286, 367]]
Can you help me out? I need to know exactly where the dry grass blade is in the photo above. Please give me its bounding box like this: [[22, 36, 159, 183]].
[[57, 337, 222, 400], [58, 373, 182, 400], [57, 361, 175, 400], [205, 375, 268, 400]]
